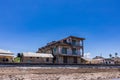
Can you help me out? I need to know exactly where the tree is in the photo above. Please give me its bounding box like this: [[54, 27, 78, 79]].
[[16, 53, 23, 62], [115, 53, 118, 58], [109, 54, 112, 58], [17, 53, 21, 57]]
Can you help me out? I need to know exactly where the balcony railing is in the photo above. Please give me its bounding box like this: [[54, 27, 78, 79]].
[[60, 53, 82, 57]]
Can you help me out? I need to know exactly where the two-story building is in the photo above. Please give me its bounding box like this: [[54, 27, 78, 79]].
[[37, 36, 85, 64]]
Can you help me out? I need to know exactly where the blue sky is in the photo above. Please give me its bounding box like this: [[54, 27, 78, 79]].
[[0, 0, 120, 58]]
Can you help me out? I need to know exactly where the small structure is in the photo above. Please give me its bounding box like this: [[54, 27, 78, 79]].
[[112, 57, 120, 64], [103, 57, 120, 64], [81, 57, 92, 64], [21, 52, 53, 63], [0, 49, 14, 63], [103, 58, 115, 64], [91, 56, 104, 64]]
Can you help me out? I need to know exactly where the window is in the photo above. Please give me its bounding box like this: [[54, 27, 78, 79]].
[[62, 48, 67, 54], [63, 40, 67, 43], [53, 48, 57, 54], [72, 48, 77, 55], [73, 57, 77, 64], [109, 61, 111, 64], [72, 40, 76, 46], [63, 56, 68, 64], [6, 58, 8, 62], [2, 58, 9, 62], [46, 58, 49, 62], [27, 60, 31, 63]]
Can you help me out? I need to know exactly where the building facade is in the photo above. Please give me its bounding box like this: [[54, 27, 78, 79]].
[[21, 52, 53, 63], [91, 56, 105, 64], [112, 57, 120, 64], [0, 49, 14, 63], [37, 36, 85, 64], [103, 58, 115, 64]]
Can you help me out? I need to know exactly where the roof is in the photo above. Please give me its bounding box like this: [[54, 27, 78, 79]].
[[0, 54, 14, 57], [39, 36, 85, 50], [22, 52, 53, 58], [67, 36, 85, 40], [38, 42, 70, 50], [0, 49, 14, 57], [92, 59, 104, 61], [93, 56, 104, 59], [104, 58, 114, 61], [82, 57, 92, 61], [0, 49, 13, 54]]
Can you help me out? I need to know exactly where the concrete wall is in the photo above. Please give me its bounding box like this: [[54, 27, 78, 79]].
[[0, 56, 13, 63], [57, 56, 82, 64], [21, 57, 53, 63]]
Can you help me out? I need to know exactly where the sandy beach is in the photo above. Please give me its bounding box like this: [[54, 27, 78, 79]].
[[0, 67, 120, 80]]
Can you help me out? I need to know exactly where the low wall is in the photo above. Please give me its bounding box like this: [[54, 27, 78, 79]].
[[0, 67, 120, 74], [0, 63, 120, 69]]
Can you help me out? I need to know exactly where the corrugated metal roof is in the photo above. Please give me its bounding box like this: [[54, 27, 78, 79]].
[[82, 57, 92, 61], [0, 49, 14, 57], [22, 52, 53, 58], [0, 49, 13, 54], [0, 54, 14, 57]]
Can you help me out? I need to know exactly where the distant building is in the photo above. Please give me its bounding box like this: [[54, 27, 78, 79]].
[[103, 58, 115, 64], [93, 56, 104, 59], [91, 56, 120, 64], [0, 49, 14, 63], [37, 36, 85, 64], [21, 52, 53, 63], [103, 57, 120, 64], [112, 57, 120, 64], [91, 56, 104, 64], [81, 57, 92, 64]]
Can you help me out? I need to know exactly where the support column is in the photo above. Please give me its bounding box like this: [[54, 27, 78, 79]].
[[82, 40, 84, 57]]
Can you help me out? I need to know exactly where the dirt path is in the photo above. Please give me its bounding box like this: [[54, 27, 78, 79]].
[[0, 67, 120, 80]]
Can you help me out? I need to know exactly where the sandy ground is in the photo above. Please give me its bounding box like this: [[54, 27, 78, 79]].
[[0, 67, 120, 80]]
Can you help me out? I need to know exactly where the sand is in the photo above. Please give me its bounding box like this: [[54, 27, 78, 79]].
[[0, 67, 120, 80]]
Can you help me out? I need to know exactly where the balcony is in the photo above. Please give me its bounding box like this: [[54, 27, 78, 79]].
[[60, 50, 81, 57], [60, 53, 81, 57], [71, 42, 82, 47]]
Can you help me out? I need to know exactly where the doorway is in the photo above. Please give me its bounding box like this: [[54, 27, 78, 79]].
[[2, 58, 9, 62], [73, 57, 77, 64], [63, 56, 68, 64]]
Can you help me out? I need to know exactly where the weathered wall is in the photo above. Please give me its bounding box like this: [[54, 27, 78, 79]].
[[57, 56, 82, 64], [21, 57, 53, 63], [0, 56, 13, 63]]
